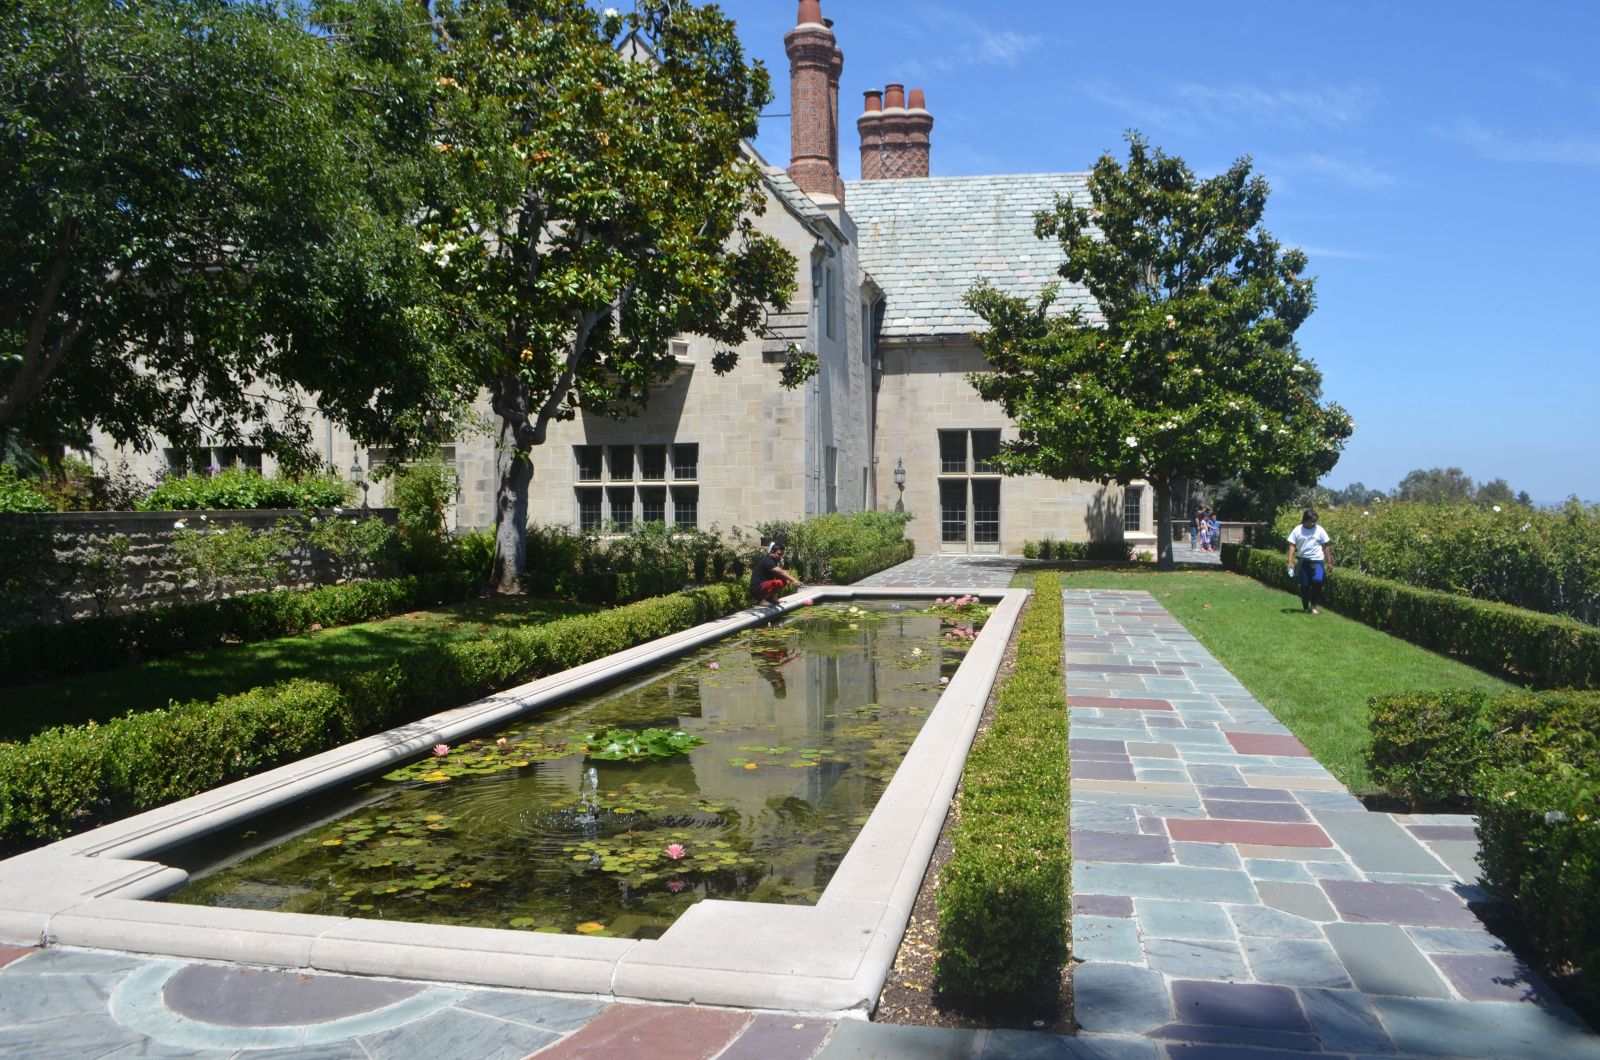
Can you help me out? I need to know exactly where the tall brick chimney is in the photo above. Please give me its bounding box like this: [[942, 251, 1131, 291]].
[[785, 1, 844, 202], [859, 83, 934, 180]]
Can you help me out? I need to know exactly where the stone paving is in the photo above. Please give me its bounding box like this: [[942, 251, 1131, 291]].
[[1066, 588, 1600, 1059], [853, 553, 1022, 589]]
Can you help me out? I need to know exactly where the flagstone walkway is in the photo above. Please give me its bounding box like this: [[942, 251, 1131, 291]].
[[3, 578, 1596, 1057], [1067, 588, 1600, 1058]]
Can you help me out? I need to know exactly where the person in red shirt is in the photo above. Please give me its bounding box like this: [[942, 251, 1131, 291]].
[[749, 541, 803, 605]]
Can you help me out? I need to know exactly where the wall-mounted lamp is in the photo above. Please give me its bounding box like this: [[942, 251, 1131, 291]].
[[893, 457, 906, 513]]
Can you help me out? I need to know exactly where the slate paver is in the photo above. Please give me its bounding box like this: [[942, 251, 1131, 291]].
[[1240, 936, 1352, 989], [1431, 952, 1552, 1003], [1323, 923, 1452, 999], [1321, 878, 1480, 927], [1071, 831, 1174, 864], [1073, 915, 1144, 964], [530, 1004, 749, 1060], [815, 1018, 980, 1059], [1297, 987, 1394, 1054], [1374, 996, 1600, 1058], [1072, 894, 1134, 918], [716, 1013, 836, 1060], [1135, 899, 1234, 941], [1142, 938, 1250, 981], [980, 1029, 1160, 1059], [162, 964, 426, 1027], [1072, 963, 1172, 1033], [1315, 811, 1452, 875], [1168, 979, 1308, 1032]]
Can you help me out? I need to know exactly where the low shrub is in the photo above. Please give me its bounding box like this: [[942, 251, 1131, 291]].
[[829, 540, 913, 584], [758, 511, 912, 582], [140, 469, 352, 511], [1223, 545, 1600, 689], [1368, 689, 1492, 807], [936, 572, 1068, 1013], [522, 522, 727, 603], [1023, 539, 1133, 563], [0, 467, 53, 513], [0, 583, 748, 852], [0, 572, 480, 686]]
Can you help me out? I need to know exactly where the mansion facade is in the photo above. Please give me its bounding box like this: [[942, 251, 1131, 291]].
[[97, 1, 1154, 556]]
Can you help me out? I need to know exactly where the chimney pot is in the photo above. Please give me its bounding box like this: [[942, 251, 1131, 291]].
[[797, 0, 822, 26], [884, 83, 906, 109], [909, 88, 926, 110], [863, 89, 883, 112]]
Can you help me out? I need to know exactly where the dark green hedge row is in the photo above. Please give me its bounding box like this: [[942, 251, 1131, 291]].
[[0, 583, 748, 854], [0, 573, 481, 687], [1022, 539, 1135, 561], [1367, 687, 1600, 990], [829, 540, 914, 584], [1222, 544, 1600, 689], [936, 572, 1068, 1013], [567, 561, 690, 606]]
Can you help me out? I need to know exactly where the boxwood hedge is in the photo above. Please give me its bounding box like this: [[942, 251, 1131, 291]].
[[935, 572, 1068, 1013], [0, 583, 747, 854]]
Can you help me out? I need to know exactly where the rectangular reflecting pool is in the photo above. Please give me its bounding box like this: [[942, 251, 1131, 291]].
[[164, 599, 987, 940]]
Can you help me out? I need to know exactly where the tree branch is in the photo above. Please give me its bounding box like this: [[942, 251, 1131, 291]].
[[0, 220, 81, 428]]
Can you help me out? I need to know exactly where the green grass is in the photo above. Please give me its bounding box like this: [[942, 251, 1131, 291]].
[[5, 595, 596, 743], [1015, 566, 1516, 794]]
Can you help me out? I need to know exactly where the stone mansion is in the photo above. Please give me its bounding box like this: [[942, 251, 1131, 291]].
[[98, 0, 1148, 556]]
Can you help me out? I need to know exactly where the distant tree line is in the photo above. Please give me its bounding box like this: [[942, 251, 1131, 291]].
[[1207, 466, 1536, 522]]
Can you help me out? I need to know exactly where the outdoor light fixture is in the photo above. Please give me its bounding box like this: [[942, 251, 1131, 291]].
[[893, 457, 906, 513], [350, 458, 369, 511]]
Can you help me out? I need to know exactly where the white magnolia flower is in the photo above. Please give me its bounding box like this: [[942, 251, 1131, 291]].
[[1278, 427, 1290, 434], [1191, 367, 1203, 375], [199, 514, 207, 521], [1521, 523, 1532, 532], [333, 507, 343, 515], [603, 6, 619, 17], [1125, 435, 1139, 448], [1121, 340, 1132, 353], [419, 241, 435, 255], [1293, 364, 1307, 373], [309, 517, 319, 524], [1492, 505, 1503, 513], [173, 520, 187, 529], [1228, 401, 1240, 409], [1362, 511, 1371, 517], [1258, 423, 1269, 432]]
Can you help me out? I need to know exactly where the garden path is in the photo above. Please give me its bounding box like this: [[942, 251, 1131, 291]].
[[1067, 587, 1600, 1058]]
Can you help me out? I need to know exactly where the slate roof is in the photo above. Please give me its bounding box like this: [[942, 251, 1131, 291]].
[[844, 173, 1101, 340], [762, 167, 843, 244]]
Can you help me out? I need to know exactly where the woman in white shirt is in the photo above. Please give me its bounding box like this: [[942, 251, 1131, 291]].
[[1286, 509, 1333, 614]]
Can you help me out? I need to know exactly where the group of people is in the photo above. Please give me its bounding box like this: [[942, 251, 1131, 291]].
[[1189, 507, 1221, 551]]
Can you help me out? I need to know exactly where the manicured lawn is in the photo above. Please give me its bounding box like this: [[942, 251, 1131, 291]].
[[1014, 566, 1516, 794], [4, 595, 596, 742]]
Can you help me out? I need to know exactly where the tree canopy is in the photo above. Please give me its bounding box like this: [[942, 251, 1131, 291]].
[[1, 0, 460, 464], [367, 0, 797, 590], [967, 133, 1354, 567]]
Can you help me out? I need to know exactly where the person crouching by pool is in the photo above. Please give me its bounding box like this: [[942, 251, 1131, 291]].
[[1286, 508, 1333, 615], [750, 541, 803, 606]]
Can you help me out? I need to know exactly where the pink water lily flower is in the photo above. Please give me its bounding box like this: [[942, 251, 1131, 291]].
[[664, 843, 687, 860], [708, 662, 720, 671], [496, 738, 509, 748], [432, 744, 450, 757], [939, 676, 950, 685], [666, 879, 687, 893]]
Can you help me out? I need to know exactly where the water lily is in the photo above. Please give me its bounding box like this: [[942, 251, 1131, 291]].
[[432, 744, 450, 757], [666, 879, 687, 893], [664, 843, 687, 860], [496, 738, 509, 748], [939, 676, 950, 685], [708, 662, 719, 671], [804, 598, 816, 606]]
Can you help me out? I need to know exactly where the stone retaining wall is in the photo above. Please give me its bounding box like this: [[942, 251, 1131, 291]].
[[0, 509, 397, 629]]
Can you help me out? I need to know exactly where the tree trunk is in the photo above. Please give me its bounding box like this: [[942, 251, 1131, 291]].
[[490, 375, 537, 595], [1152, 480, 1175, 571]]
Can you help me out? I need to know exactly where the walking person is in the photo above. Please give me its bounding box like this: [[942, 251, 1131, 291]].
[[749, 540, 803, 606], [1286, 509, 1333, 614], [1204, 509, 1220, 551], [1189, 507, 1202, 551]]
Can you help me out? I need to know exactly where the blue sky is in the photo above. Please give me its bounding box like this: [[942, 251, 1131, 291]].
[[708, 0, 1600, 505]]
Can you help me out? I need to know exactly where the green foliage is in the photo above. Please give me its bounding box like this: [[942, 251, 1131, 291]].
[[966, 133, 1353, 566], [388, 461, 456, 574], [1395, 466, 1476, 505], [1023, 539, 1135, 562], [522, 522, 740, 603], [581, 727, 707, 762], [1, 0, 457, 461], [1364, 686, 1600, 991], [0, 466, 51, 512], [1223, 545, 1600, 688], [0, 572, 480, 686], [828, 541, 915, 585], [1276, 500, 1600, 624], [1368, 689, 1492, 806], [0, 582, 748, 851], [756, 511, 913, 582], [170, 520, 299, 599], [303, 514, 397, 584], [140, 470, 353, 512], [936, 573, 1068, 1014]]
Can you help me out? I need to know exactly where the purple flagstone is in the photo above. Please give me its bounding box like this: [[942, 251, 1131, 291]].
[[1408, 825, 1478, 841], [1072, 829, 1175, 864], [1071, 738, 1131, 752], [1072, 894, 1135, 917], [1169, 980, 1309, 1033], [1075, 761, 1138, 781], [1433, 952, 1553, 1003], [1201, 799, 1311, 823], [1197, 786, 1297, 803], [1322, 879, 1481, 927]]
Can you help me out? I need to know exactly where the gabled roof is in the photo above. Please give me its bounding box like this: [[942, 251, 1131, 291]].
[[845, 173, 1100, 341], [761, 166, 847, 245]]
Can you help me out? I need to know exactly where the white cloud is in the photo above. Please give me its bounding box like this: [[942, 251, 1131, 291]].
[[1438, 117, 1600, 168], [895, 7, 1049, 75], [1080, 79, 1379, 133], [1265, 152, 1398, 190]]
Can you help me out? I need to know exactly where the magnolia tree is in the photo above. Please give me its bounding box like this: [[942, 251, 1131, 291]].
[[967, 134, 1354, 568], [1, 0, 458, 462], [396, 0, 796, 592]]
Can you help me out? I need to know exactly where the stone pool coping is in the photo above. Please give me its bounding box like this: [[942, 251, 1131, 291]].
[[0, 585, 1028, 1016]]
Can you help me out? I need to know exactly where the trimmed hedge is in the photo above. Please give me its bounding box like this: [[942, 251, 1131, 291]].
[[829, 540, 914, 584], [0, 572, 481, 686], [0, 583, 748, 854], [1222, 544, 1600, 689], [936, 572, 1068, 1013], [1024, 539, 1136, 562], [1366, 687, 1600, 991]]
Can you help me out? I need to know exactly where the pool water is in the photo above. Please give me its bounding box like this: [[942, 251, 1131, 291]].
[[165, 599, 987, 940]]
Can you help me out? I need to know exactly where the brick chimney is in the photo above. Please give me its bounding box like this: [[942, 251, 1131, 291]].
[[859, 83, 934, 180], [785, 1, 844, 201]]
